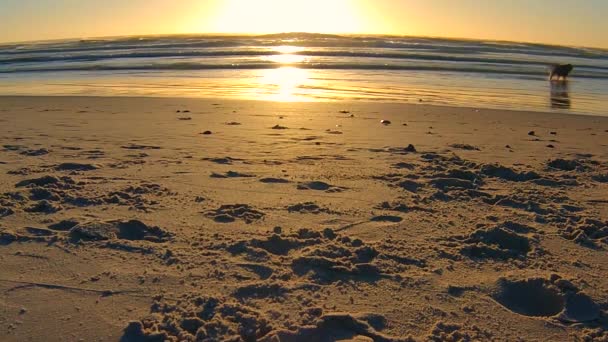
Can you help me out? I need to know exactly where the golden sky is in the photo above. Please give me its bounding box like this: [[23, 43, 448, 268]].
[[1, 0, 606, 48]]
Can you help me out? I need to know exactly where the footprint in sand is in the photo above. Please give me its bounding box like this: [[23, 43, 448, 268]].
[[287, 202, 332, 214], [370, 215, 403, 223], [259, 177, 290, 184], [449, 143, 480, 151], [18, 227, 56, 237], [48, 219, 79, 231], [121, 143, 161, 150], [490, 276, 599, 322], [297, 181, 346, 193], [210, 171, 254, 178], [203, 157, 243, 165], [20, 148, 50, 156], [55, 162, 99, 171], [0, 207, 14, 218], [392, 162, 415, 170]]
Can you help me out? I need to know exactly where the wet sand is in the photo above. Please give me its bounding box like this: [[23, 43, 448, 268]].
[[0, 96, 607, 341]]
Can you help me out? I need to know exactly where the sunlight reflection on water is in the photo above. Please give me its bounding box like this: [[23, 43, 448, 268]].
[[1, 69, 607, 116], [258, 67, 311, 102]]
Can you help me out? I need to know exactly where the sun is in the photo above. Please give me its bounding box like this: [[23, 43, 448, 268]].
[[207, 0, 363, 34]]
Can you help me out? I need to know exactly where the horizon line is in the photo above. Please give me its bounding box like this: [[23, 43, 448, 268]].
[[1, 32, 607, 51]]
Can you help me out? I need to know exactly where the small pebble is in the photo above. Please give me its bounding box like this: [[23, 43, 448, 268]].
[[202, 131, 212, 135], [381, 120, 391, 125]]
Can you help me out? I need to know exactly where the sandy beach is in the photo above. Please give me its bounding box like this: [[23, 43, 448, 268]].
[[0, 96, 607, 341]]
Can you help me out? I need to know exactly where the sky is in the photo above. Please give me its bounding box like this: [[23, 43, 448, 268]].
[[0, 0, 606, 48]]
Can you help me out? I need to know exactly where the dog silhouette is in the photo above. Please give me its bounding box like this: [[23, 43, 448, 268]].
[[549, 64, 573, 81]]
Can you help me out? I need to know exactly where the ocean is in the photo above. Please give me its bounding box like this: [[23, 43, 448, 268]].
[[1, 33, 607, 115]]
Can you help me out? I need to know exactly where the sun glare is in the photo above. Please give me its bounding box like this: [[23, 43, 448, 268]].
[[258, 67, 310, 102], [276, 46, 303, 54], [208, 0, 363, 34]]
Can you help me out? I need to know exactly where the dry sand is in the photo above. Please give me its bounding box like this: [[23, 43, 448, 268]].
[[0, 96, 607, 341]]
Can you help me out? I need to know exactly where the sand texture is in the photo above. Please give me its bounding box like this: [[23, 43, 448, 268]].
[[0, 96, 607, 341]]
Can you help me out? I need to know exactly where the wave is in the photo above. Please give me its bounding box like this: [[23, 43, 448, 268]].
[[2, 34, 607, 60], [2, 61, 607, 79], [3, 49, 608, 70], [1, 34, 607, 82]]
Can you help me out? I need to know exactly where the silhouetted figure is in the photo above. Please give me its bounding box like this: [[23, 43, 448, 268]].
[[549, 64, 573, 81], [550, 81, 571, 109]]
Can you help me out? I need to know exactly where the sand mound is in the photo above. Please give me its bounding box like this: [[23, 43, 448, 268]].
[[206, 204, 265, 223], [121, 293, 406, 342], [458, 226, 533, 260], [121, 294, 273, 341], [69, 220, 171, 242], [24, 200, 62, 213], [560, 218, 608, 248], [271, 313, 409, 342], [220, 228, 394, 284], [429, 178, 476, 191], [427, 322, 492, 342], [481, 164, 540, 182], [16, 176, 63, 188]]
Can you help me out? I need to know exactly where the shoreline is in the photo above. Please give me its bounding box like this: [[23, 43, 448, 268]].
[[1, 94, 606, 119]]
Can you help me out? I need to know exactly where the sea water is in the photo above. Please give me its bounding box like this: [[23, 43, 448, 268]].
[[1, 33, 607, 115]]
